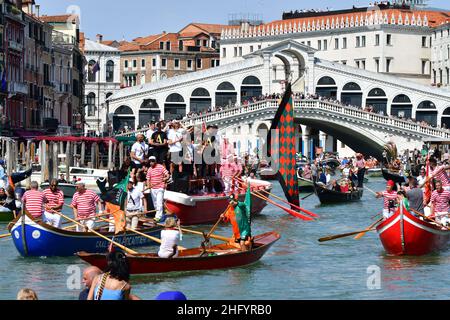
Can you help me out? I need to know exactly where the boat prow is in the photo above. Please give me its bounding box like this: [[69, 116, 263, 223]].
[[377, 207, 450, 256], [77, 231, 281, 274]]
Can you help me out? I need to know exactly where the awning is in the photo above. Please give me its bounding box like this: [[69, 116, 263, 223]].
[[13, 129, 45, 139]]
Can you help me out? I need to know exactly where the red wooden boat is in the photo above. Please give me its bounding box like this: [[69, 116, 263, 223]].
[[163, 178, 272, 225], [377, 206, 450, 256], [77, 231, 280, 274]]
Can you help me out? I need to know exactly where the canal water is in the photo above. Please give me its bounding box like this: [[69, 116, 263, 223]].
[[1, 177, 449, 300]]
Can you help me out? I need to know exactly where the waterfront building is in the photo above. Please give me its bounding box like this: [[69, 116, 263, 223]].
[[431, 23, 450, 91], [84, 37, 121, 136], [0, 0, 6, 125]]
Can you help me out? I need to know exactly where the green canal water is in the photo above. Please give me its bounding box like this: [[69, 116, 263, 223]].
[[0, 177, 449, 300]]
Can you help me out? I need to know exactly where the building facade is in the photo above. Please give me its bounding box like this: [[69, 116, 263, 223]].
[[431, 23, 450, 89], [220, 3, 450, 86], [84, 38, 121, 136]]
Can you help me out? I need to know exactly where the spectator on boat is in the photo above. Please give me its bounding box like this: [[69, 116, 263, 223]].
[[125, 181, 146, 230], [130, 134, 149, 173], [220, 155, 237, 193], [430, 179, 450, 226], [375, 180, 398, 219], [417, 167, 427, 187], [88, 251, 137, 300], [158, 217, 181, 258], [311, 160, 318, 182], [355, 153, 366, 188], [146, 156, 170, 222], [3, 186, 17, 213], [42, 179, 64, 228], [317, 169, 327, 185], [0, 188, 6, 203], [22, 181, 46, 219], [203, 125, 220, 178], [330, 180, 341, 192], [17, 288, 38, 300], [146, 121, 156, 157], [79, 266, 102, 300], [71, 182, 102, 232], [302, 164, 312, 180], [58, 174, 68, 184], [167, 121, 184, 178], [340, 180, 350, 193], [71, 176, 79, 184], [222, 189, 252, 252], [404, 177, 424, 216], [150, 122, 169, 166], [428, 158, 450, 191]]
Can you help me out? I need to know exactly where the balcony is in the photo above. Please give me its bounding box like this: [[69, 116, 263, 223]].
[[8, 40, 23, 52], [9, 82, 28, 95]]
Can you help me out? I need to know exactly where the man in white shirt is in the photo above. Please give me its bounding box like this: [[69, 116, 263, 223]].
[[146, 122, 156, 158], [130, 134, 149, 172], [125, 181, 146, 230], [167, 121, 184, 176]]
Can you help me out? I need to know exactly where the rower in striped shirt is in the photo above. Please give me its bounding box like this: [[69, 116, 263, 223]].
[[71, 182, 102, 232], [146, 156, 170, 222], [428, 157, 450, 191], [22, 181, 46, 219], [430, 179, 450, 226], [375, 180, 398, 219], [42, 179, 64, 228]]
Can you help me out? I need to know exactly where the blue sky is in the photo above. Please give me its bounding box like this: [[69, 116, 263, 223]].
[[35, 0, 450, 41]]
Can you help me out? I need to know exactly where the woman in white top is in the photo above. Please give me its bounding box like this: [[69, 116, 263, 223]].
[[158, 217, 181, 258]]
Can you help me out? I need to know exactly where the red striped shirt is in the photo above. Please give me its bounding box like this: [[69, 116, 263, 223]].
[[71, 190, 100, 218], [43, 189, 64, 211], [23, 190, 46, 218], [431, 189, 450, 213], [382, 191, 398, 210], [432, 166, 450, 186], [146, 164, 168, 189], [220, 162, 235, 178]]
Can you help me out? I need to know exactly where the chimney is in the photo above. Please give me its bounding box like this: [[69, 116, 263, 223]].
[[96, 34, 103, 43], [35, 4, 40, 17]]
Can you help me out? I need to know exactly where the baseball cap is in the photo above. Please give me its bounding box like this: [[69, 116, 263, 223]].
[[149, 156, 157, 162]]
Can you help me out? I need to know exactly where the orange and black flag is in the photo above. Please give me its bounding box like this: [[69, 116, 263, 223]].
[[267, 83, 300, 208], [9, 168, 33, 192], [98, 170, 129, 235]]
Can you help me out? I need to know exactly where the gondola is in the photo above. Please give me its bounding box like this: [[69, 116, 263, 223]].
[[313, 182, 363, 204], [298, 177, 314, 192], [77, 232, 281, 274], [381, 168, 406, 184], [8, 210, 162, 257], [377, 206, 450, 256]]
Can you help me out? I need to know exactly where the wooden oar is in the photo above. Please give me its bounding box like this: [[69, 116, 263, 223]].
[[234, 184, 314, 221], [301, 193, 314, 201], [318, 228, 377, 242], [410, 208, 450, 230], [258, 188, 319, 218], [49, 210, 138, 255], [97, 217, 187, 250], [364, 186, 379, 196], [157, 223, 232, 243], [354, 218, 384, 240], [0, 233, 11, 239]]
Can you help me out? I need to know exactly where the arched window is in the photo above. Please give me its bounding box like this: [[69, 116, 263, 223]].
[[442, 107, 450, 129], [241, 76, 262, 103], [88, 60, 97, 82], [317, 76, 336, 86], [166, 93, 185, 103], [165, 93, 186, 120], [341, 82, 362, 107], [113, 106, 135, 132], [192, 88, 210, 97], [416, 100, 437, 126], [115, 105, 133, 115], [368, 88, 387, 97], [342, 82, 361, 91], [106, 92, 113, 100], [106, 60, 114, 83], [217, 82, 235, 91], [242, 76, 261, 85], [139, 99, 160, 126], [391, 94, 412, 119], [86, 92, 96, 116]]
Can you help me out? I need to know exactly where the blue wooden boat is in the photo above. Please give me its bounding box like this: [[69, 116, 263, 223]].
[[8, 211, 162, 257]]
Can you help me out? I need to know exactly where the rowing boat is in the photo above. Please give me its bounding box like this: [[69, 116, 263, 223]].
[[313, 182, 363, 204], [77, 231, 280, 274], [377, 206, 450, 256], [8, 211, 162, 257], [381, 168, 406, 184]]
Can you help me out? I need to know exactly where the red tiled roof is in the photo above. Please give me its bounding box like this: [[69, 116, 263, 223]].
[[133, 34, 164, 45], [118, 41, 141, 52], [40, 14, 78, 23], [190, 23, 228, 34]]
